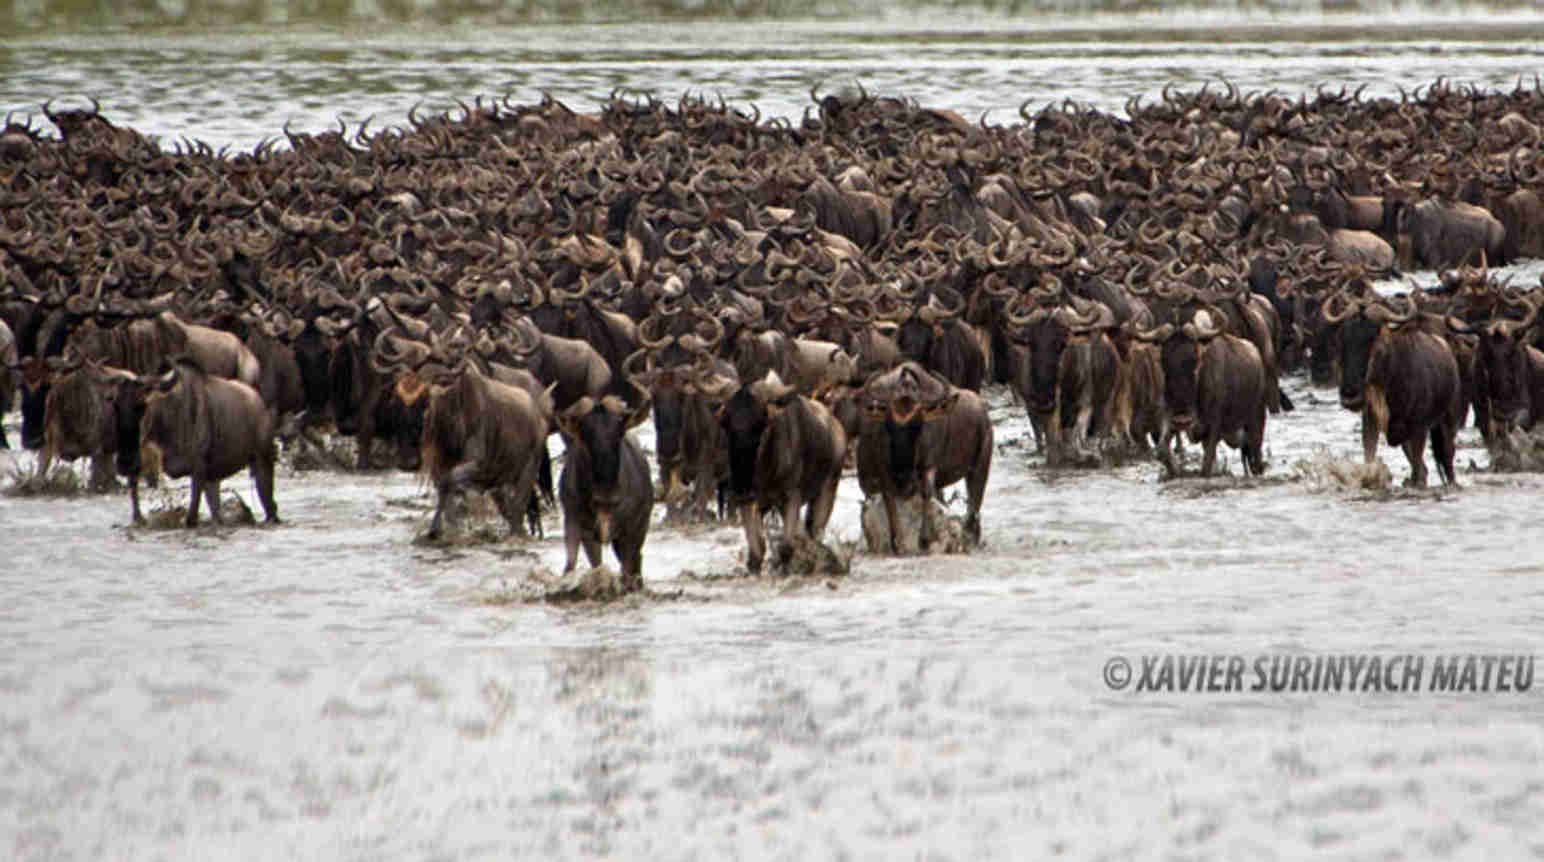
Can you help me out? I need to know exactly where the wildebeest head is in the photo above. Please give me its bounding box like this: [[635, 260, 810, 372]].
[[559, 394, 650, 536], [39, 356, 115, 462], [291, 317, 340, 417], [1452, 294, 1541, 433], [862, 362, 955, 494], [896, 291, 958, 365], [106, 374, 150, 477], [1134, 310, 1221, 430], [138, 359, 206, 463], [1325, 292, 1418, 411], [1294, 289, 1340, 386]]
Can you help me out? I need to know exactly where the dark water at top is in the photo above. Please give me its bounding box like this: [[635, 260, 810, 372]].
[[3, 5, 1544, 860]]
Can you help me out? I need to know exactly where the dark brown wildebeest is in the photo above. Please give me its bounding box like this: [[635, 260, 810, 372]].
[[855, 362, 992, 553], [714, 370, 847, 574], [556, 395, 654, 590], [419, 361, 554, 541], [1133, 310, 1269, 479], [626, 347, 737, 523], [1324, 292, 1462, 487], [1007, 300, 1122, 464], [893, 287, 990, 393], [38, 356, 161, 521], [1447, 291, 1544, 442], [138, 357, 279, 526]]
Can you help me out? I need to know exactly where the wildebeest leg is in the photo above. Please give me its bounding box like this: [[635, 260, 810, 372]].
[[354, 398, 378, 471], [1402, 432, 1430, 488], [581, 536, 604, 570], [619, 542, 644, 592], [782, 493, 805, 552], [917, 470, 940, 550], [88, 452, 117, 492], [562, 510, 583, 573], [1027, 411, 1045, 454], [1430, 422, 1457, 486], [1249, 406, 1268, 476], [429, 464, 477, 539], [1071, 391, 1095, 460], [524, 493, 544, 540], [1200, 431, 1221, 478], [741, 503, 765, 574], [128, 470, 145, 525], [204, 479, 224, 526], [966, 459, 988, 544], [505, 456, 542, 540], [883, 493, 903, 555], [807, 478, 838, 544], [253, 449, 280, 524], [1156, 428, 1180, 478], [1472, 395, 1493, 448], [186, 476, 203, 527]]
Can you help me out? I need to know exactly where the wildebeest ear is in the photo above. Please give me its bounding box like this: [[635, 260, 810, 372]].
[[558, 396, 593, 440]]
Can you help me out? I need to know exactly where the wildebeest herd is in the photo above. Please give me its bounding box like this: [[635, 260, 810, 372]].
[[2, 80, 1543, 585]]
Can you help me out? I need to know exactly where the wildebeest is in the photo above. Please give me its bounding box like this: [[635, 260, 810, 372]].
[[153, 311, 262, 389], [419, 360, 554, 541], [1008, 300, 1122, 464], [626, 348, 737, 522], [1392, 198, 1507, 270], [855, 362, 992, 553], [1133, 310, 1269, 478], [507, 316, 614, 411], [1324, 291, 1462, 486], [138, 357, 280, 526], [38, 356, 160, 521], [893, 287, 989, 392], [1448, 292, 1544, 442], [556, 395, 654, 590], [714, 370, 847, 574]]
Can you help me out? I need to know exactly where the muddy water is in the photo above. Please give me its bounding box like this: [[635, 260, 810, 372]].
[[5, 13, 1544, 860]]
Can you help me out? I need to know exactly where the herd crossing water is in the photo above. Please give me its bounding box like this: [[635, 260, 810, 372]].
[[3, 9, 1544, 860]]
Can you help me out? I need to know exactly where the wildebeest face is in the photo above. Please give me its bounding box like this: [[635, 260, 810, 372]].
[[328, 339, 361, 435], [881, 395, 926, 495], [292, 325, 334, 415], [19, 359, 49, 449], [40, 368, 98, 461], [719, 387, 768, 497], [1480, 330, 1529, 428], [562, 397, 648, 510], [650, 382, 686, 474], [106, 377, 148, 476], [1159, 336, 1201, 428], [1337, 314, 1382, 410], [384, 373, 428, 471], [896, 318, 933, 364], [1025, 319, 1068, 411]]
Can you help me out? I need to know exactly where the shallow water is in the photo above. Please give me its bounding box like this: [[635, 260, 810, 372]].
[[4, 10, 1544, 860]]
